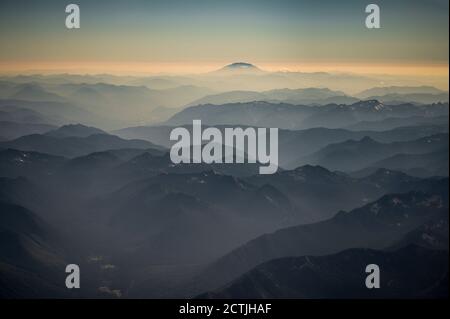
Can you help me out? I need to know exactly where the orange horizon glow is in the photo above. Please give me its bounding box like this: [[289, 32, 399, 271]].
[[0, 61, 448, 91], [0, 61, 447, 77]]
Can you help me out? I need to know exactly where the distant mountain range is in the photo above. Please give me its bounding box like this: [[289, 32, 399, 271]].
[[1, 74, 448, 129], [353, 86, 449, 105], [167, 100, 449, 130], [0, 139, 448, 298], [187, 85, 448, 108], [357, 86, 446, 99], [0, 82, 215, 126], [1, 134, 444, 222], [363, 93, 449, 105], [295, 133, 449, 172], [0, 127, 163, 158], [2, 130, 446, 272], [0, 71, 448, 299], [246, 166, 445, 222], [345, 115, 448, 131], [44, 124, 107, 138], [0, 99, 110, 128], [0, 67, 419, 95], [114, 122, 448, 175], [2, 122, 445, 180], [187, 88, 358, 107]]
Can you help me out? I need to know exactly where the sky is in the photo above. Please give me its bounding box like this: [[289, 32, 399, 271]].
[[0, 0, 448, 76]]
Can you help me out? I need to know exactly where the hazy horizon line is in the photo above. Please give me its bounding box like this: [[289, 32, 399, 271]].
[[0, 61, 448, 77]]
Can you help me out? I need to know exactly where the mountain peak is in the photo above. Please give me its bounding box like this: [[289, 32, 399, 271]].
[[224, 62, 257, 69], [213, 62, 264, 75], [45, 123, 107, 138]]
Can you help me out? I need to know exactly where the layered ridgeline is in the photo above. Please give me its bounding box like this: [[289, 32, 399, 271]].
[[0, 71, 448, 298], [356, 86, 449, 105], [186, 88, 359, 107], [190, 185, 448, 298], [199, 207, 449, 298], [293, 133, 449, 173], [1, 165, 447, 298], [115, 124, 448, 176], [1, 68, 449, 129], [0, 124, 164, 158], [199, 245, 448, 298], [2, 119, 447, 178], [0, 127, 448, 298], [187, 85, 449, 108], [166, 100, 448, 129], [0, 82, 215, 126], [1, 125, 447, 223]]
